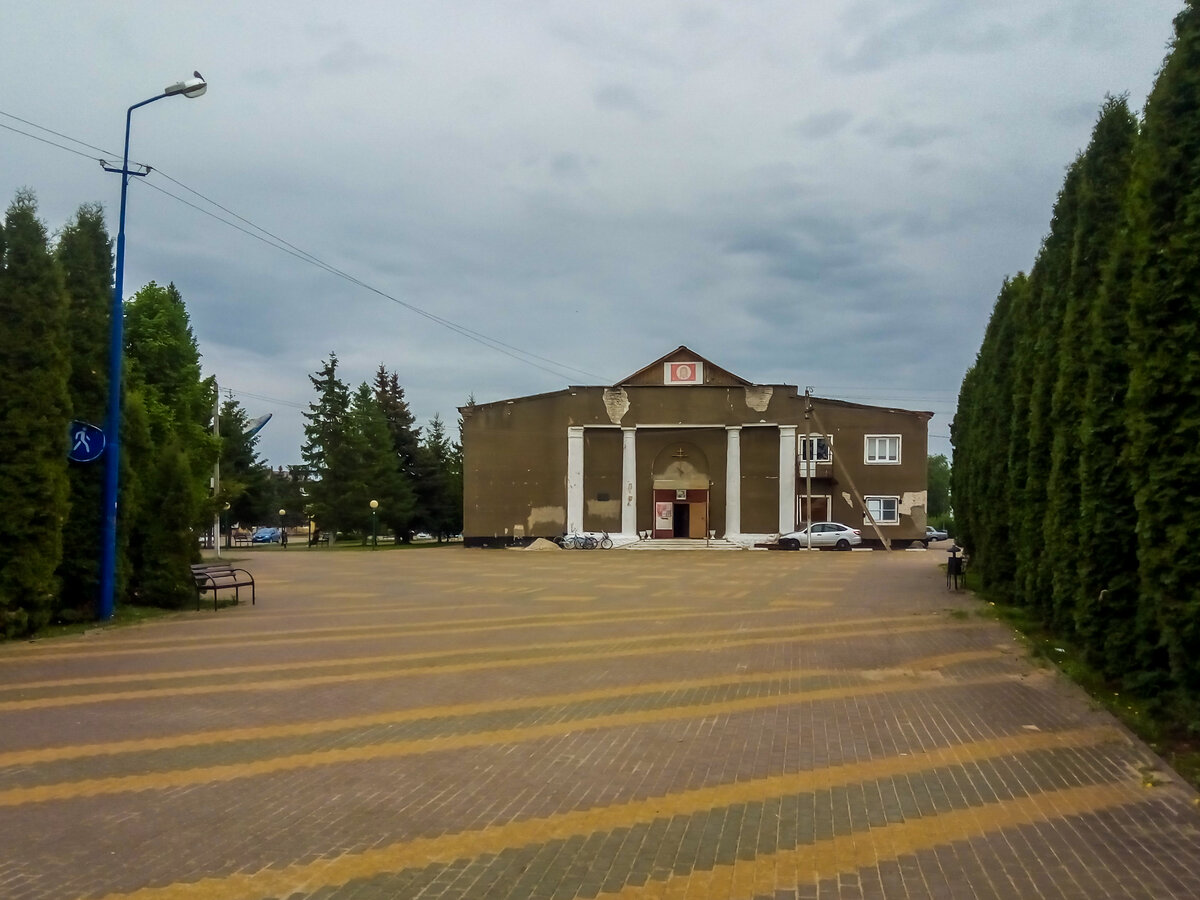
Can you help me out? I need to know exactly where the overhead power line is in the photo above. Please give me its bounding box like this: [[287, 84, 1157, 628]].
[[0, 108, 610, 386]]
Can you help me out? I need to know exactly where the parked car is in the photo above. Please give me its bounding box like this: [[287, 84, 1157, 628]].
[[778, 522, 863, 550], [925, 525, 949, 543], [251, 527, 281, 543]]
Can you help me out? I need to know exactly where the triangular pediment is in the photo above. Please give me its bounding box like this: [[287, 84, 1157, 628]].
[[618, 346, 752, 387]]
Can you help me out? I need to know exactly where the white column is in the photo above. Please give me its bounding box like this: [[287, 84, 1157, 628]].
[[621, 428, 637, 535], [725, 427, 742, 538], [778, 425, 797, 534], [566, 427, 585, 533]]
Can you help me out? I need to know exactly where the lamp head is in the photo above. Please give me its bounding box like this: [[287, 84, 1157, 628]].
[[165, 71, 207, 99], [370, 500, 379, 510]]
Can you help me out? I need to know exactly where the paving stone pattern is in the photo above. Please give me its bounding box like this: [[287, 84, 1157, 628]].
[[1, 548, 1199, 899]]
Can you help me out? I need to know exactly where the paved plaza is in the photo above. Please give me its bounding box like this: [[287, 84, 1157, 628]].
[[3, 546, 1200, 899]]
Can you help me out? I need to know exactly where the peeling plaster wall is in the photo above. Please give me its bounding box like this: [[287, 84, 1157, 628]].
[[901, 491, 927, 527], [528, 506, 565, 535], [744, 386, 773, 412], [603, 388, 630, 425]]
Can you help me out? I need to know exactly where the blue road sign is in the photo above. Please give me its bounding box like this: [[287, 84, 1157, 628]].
[[68, 421, 106, 463]]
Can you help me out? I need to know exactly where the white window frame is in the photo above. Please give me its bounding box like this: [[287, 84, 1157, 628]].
[[864, 496, 900, 525], [864, 434, 901, 465], [799, 434, 832, 464]]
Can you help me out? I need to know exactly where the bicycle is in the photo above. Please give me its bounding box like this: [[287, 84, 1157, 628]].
[[598, 531, 613, 550]]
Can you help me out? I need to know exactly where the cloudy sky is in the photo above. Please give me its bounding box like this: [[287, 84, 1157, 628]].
[[1, 1, 1184, 466]]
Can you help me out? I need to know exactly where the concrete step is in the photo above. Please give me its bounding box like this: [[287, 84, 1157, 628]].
[[620, 538, 744, 551]]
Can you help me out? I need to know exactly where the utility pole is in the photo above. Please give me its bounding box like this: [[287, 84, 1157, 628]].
[[803, 388, 814, 550], [806, 403, 891, 551]]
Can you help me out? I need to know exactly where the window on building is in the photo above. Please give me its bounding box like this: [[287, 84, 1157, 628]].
[[864, 496, 899, 525], [800, 435, 832, 463], [864, 434, 900, 464]]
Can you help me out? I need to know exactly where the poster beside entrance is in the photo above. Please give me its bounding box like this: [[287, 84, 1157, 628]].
[[654, 502, 673, 531]]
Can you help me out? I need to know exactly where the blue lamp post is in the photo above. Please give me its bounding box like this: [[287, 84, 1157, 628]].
[[97, 73, 207, 621]]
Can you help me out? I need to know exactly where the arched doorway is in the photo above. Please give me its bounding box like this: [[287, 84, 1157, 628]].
[[650, 441, 710, 539]]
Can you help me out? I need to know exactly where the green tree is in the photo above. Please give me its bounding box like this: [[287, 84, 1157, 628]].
[[0, 191, 71, 635], [373, 365, 421, 479], [121, 282, 216, 606], [350, 383, 417, 540], [926, 453, 951, 520], [302, 354, 355, 541], [218, 398, 273, 531], [55, 204, 113, 617], [415, 414, 461, 541], [1018, 162, 1083, 614], [1124, 0, 1200, 694], [1044, 97, 1138, 638], [962, 275, 1025, 595]]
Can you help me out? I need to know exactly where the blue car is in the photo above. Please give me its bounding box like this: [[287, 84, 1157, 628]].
[[251, 527, 281, 543]]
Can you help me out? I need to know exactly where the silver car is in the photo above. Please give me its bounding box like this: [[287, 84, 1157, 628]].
[[778, 522, 863, 550]]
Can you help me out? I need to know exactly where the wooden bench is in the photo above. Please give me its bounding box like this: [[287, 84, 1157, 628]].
[[191, 563, 255, 610]]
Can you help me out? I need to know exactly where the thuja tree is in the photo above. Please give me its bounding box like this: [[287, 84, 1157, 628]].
[[55, 204, 113, 617], [1044, 97, 1138, 644], [121, 281, 216, 607], [0, 191, 71, 636], [1018, 162, 1083, 614], [1125, 0, 1200, 695], [961, 276, 1024, 595]]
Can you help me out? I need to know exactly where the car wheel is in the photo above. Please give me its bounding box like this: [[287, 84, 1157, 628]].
[[835, 539, 850, 550], [779, 538, 800, 551]]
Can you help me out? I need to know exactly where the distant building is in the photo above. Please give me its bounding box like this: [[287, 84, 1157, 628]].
[[460, 347, 932, 547]]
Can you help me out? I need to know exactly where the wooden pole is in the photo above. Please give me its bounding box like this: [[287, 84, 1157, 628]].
[[806, 400, 891, 552]]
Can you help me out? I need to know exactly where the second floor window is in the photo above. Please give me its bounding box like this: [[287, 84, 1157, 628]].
[[865, 434, 900, 464]]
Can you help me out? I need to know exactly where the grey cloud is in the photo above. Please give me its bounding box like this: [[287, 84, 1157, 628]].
[[830, 2, 1021, 72], [791, 110, 854, 139], [592, 83, 656, 118], [858, 118, 954, 149]]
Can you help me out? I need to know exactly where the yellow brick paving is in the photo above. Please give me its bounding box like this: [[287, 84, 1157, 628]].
[[0, 649, 998, 769], [0, 672, 1013, 808], [4, 549, 1199, 899], [0, 619, 981, 712], [86, 727, 1128, 900]]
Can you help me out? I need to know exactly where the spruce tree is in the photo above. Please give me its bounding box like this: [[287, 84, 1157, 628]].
[[302, 354, 354, 541], [0, 191, 71, 635], [218, 398, 273, 530], [1124, 0, 1200, 693], [55, 204, 114, 617], [350, 383, 417, 539]]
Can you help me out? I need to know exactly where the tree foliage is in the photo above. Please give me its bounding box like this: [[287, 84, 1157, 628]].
[[0, 192, 71, 635], [954, 5, 1200, 710], [55, 204, 113, 616]]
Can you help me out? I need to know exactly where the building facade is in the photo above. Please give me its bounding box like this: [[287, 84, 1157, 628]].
[[460, 347, 932, 548]]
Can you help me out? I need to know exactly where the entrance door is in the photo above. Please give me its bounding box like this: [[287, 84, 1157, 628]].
[[654, 488, 709, 538], [672, 503, 690, 537]]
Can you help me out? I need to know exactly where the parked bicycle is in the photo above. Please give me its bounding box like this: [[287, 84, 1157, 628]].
[[557, 531, 613, 550]]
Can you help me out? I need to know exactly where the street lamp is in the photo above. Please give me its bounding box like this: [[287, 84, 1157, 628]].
[[370, 500, 379, 549], [278, 509, 286, 549], [97, 72, 207, 621]]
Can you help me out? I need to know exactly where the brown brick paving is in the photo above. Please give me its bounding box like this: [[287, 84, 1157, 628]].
[[1, 548, 1199, 898]]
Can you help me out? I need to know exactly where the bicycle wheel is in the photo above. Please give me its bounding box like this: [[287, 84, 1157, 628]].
[[583, 536, 598, 550], [600, 535, 613, 549]]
